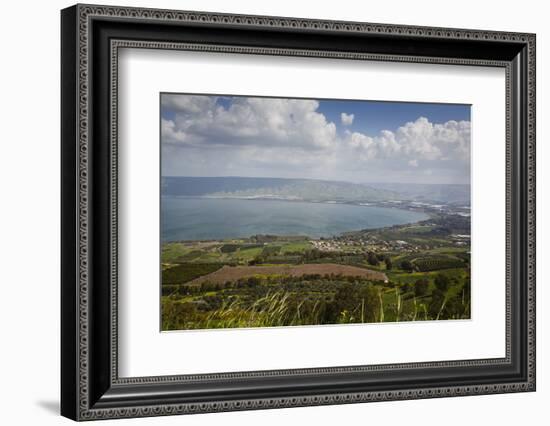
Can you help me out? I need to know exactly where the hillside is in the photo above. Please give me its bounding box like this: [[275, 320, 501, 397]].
[[162, 176, 398, 202], [162, 176, 470, 204], [368, 182, 471, 204]]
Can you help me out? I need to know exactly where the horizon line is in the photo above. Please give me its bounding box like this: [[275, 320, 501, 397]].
[[161, 175, 471, 186]]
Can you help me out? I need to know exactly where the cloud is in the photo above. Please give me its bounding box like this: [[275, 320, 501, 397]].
[[162, 95, 337, 151], [161, 94, 217, 114], [346, 129, 400, 161], [341, 112, 354, 126], [161, 118, 194, 144], [161, 95, 470, 184], [347, 116, 470, 163]]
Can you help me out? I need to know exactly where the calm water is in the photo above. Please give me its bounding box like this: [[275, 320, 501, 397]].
[[161, 197, 428, 242]]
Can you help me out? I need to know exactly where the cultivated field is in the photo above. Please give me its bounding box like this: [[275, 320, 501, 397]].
[[161, 214, 471, 331], [186, 263, 388, 286]]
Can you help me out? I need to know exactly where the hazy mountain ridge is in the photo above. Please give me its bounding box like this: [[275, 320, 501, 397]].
[[162, 176, 470, 204], [162, 176, 295, 197], [206, 179, 399, 202], [162, 176, 398, 202], [368, 182, 471, 204]]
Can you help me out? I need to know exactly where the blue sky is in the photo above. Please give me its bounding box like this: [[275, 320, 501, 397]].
[[162, 96, 470, 134], [160, 94, 471, 184], [317, 99, 470, 135]]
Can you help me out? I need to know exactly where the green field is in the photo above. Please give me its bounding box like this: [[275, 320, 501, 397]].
[[161, 217, 471, 331]]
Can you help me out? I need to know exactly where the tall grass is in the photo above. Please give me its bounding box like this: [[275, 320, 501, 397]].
[[203, 291, 327, 329], [162, 283, 471, 330], [395, 287, 402, 322], [378, 289, 385, 323]]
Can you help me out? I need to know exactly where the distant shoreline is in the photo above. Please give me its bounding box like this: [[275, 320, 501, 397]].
[[161, 194, 467, 212]]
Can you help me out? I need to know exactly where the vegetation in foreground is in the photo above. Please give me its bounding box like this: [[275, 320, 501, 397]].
[[161, 213, 471, 330]]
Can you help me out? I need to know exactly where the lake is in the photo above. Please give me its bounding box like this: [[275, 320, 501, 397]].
[[161, 197, 428, 242]]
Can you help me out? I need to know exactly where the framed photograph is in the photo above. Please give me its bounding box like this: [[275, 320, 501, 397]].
[[61, 4, 536, 421]]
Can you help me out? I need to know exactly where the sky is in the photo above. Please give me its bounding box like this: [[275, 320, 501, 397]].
[[160, 94, 471, 184]]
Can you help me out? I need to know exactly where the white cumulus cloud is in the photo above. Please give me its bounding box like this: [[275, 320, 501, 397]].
[[341, 112, 354, 126], [162, 95, 337, 151], [161, 95, 470, 183], [347, 116, 470, 163]]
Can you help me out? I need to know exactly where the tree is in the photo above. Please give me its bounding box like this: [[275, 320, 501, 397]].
[[303, 249, 321, 261], [434, 273, 451, 292], [400, 260, 414, 272], [414, 278, 429, 297], [384, 257, 393, 270], [367, 252, 379, 266], [249, 255, 265, 265], [324, 283, 378, 324]]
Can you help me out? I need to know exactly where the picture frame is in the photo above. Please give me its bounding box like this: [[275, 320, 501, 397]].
[[61, 3, 536, 421]]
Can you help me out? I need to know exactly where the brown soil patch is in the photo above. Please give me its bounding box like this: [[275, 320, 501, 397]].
[[187, 263, 387, 285]]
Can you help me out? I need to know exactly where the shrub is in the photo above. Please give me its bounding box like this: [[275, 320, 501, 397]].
[[324, 283, 379, 323], [400, 260, 414, 272], [367, 252, 379, 266], [434, 273, 451, 292], [414, 278, 430, 297]]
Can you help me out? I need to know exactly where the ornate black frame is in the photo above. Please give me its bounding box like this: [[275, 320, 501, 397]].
[[61, 4, 536, 421]]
